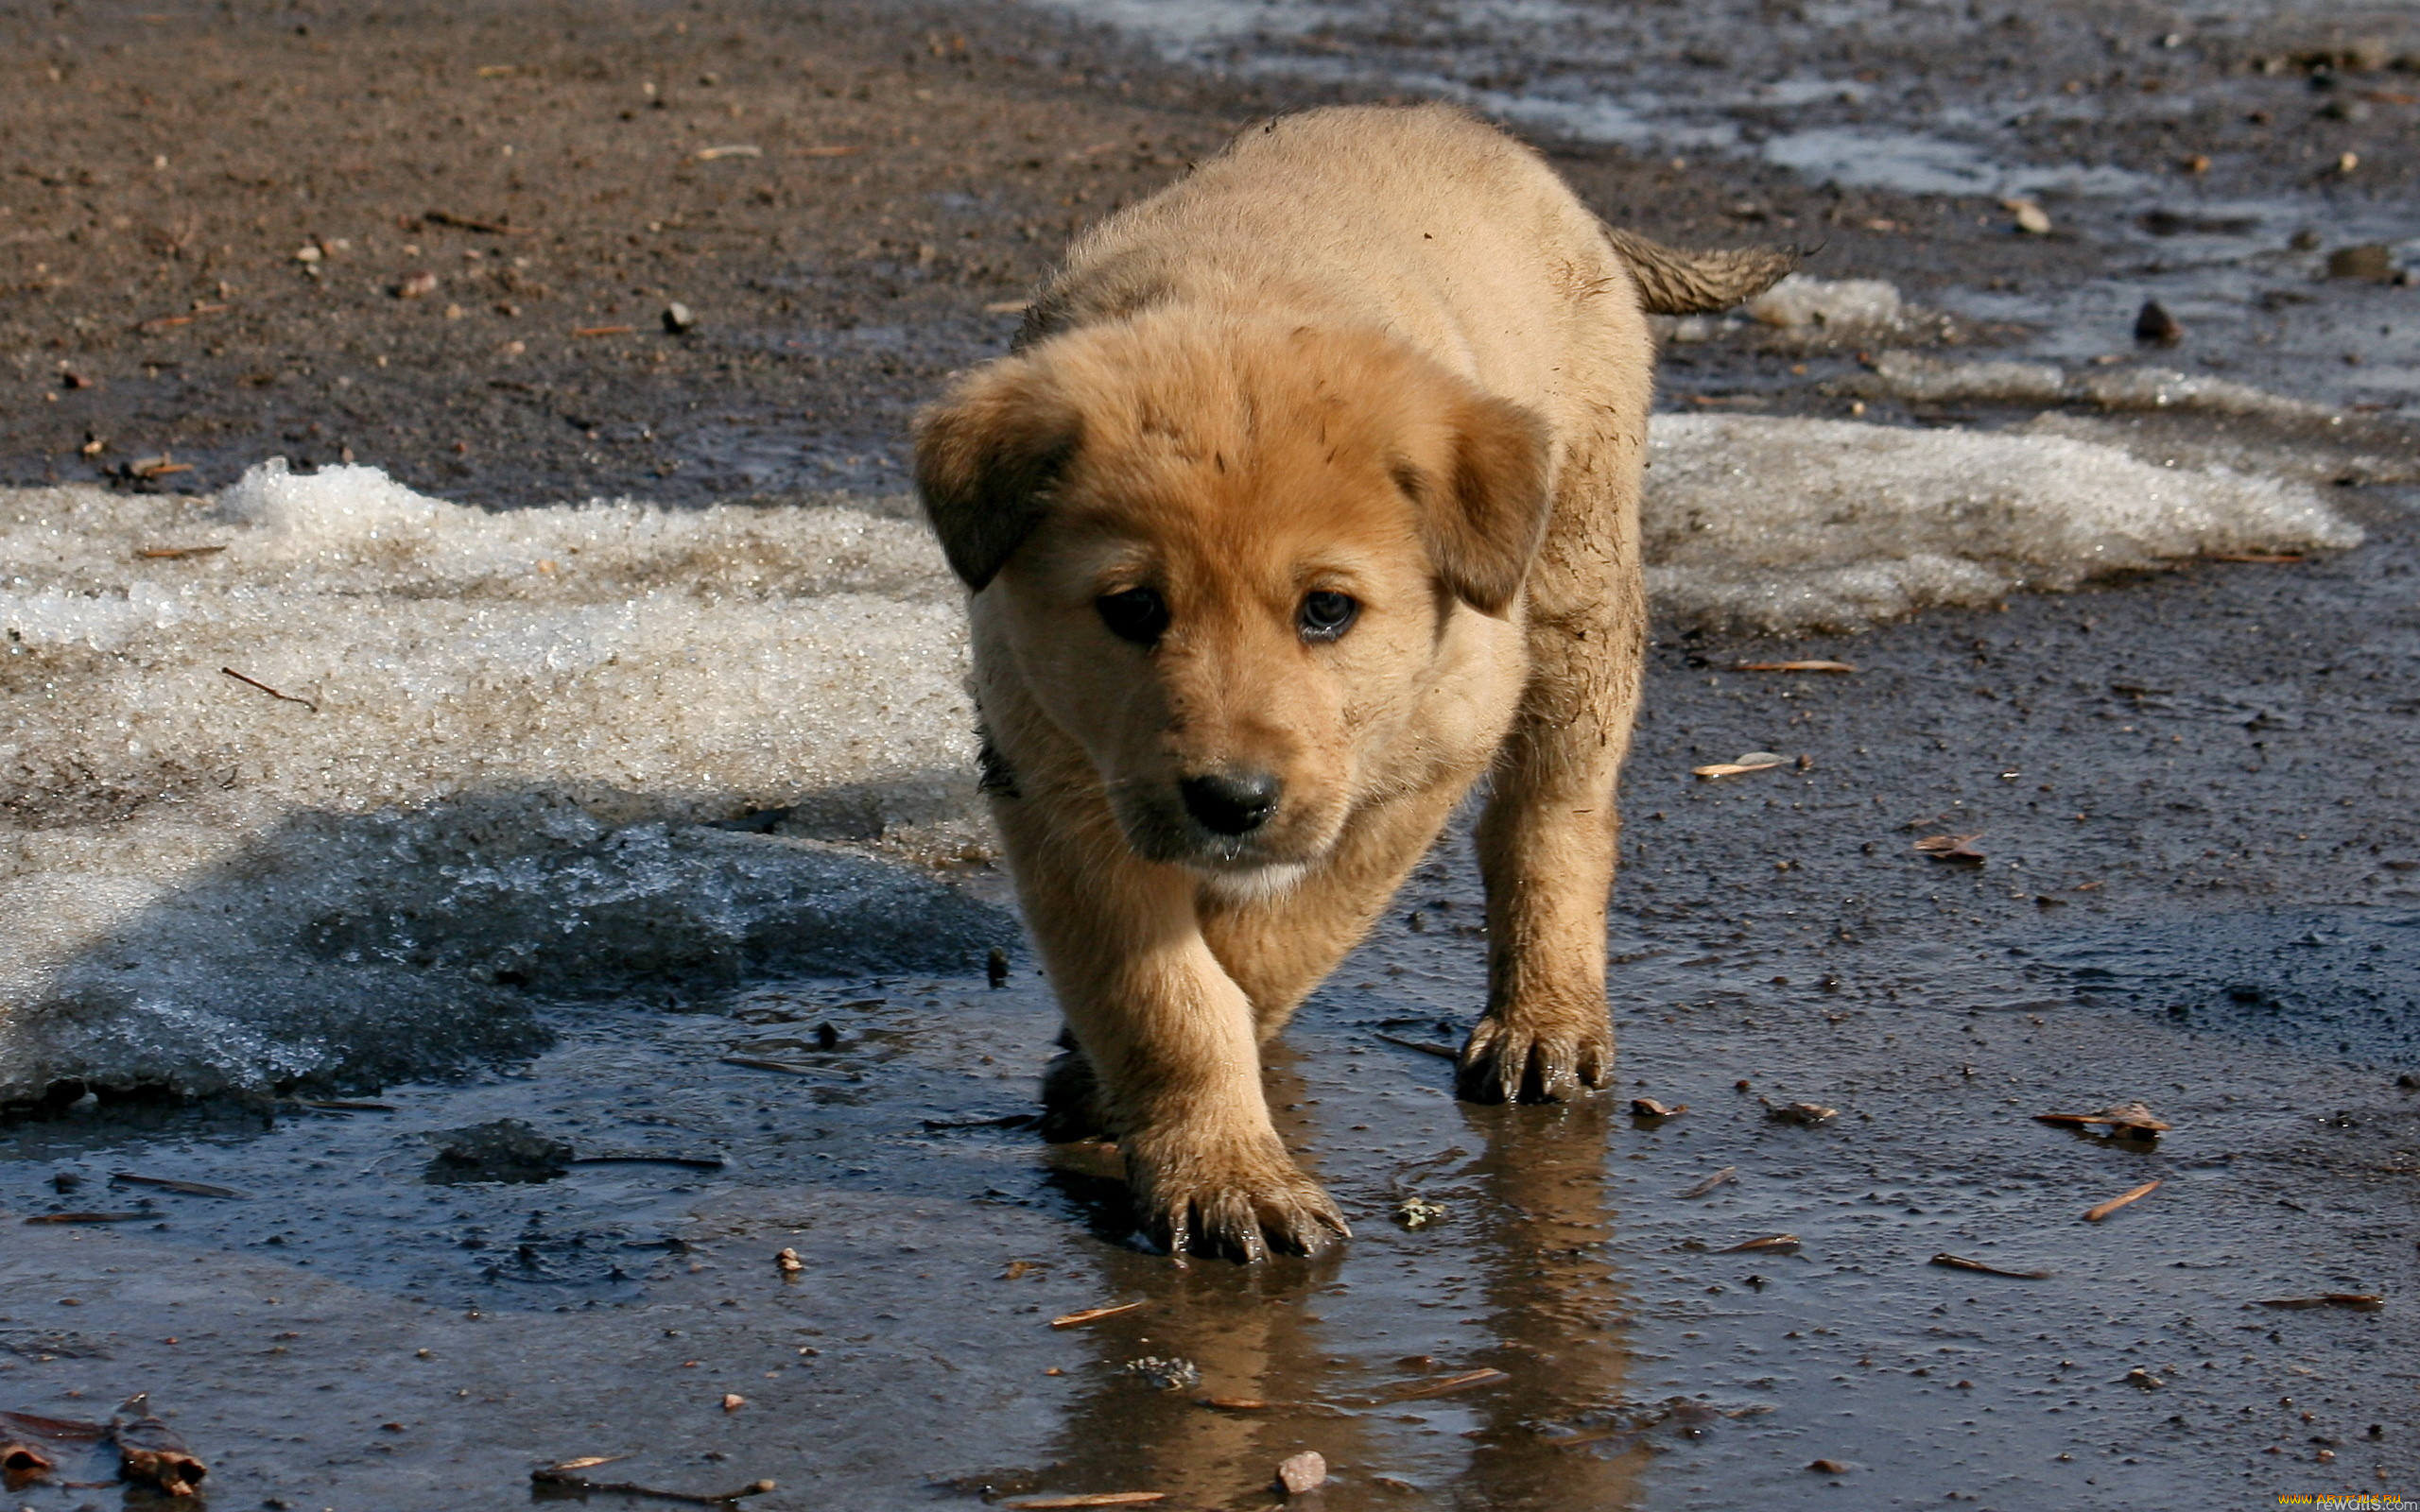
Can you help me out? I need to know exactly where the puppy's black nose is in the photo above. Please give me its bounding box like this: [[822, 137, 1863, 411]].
[[1180, 771, 1281, 836]]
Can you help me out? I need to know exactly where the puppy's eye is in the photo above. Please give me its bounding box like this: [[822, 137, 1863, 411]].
[[1096, 586, 1169, 645], [1297, 590, 1358, 643]]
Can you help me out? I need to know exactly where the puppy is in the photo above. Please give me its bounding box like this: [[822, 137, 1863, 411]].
[[916, 104, 1791, 1260]]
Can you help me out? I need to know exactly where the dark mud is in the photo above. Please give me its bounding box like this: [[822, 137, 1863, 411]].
[[5, 1, 2420, 1509]]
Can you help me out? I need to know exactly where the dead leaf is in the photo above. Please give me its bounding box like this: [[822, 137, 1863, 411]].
[[1929, 1253, 2051, 1280], [1912, 833, 1986, 863], [112, 1396, 204, 1498], [1716, 1234, 1801, 1254], [1049, 1301, 1145, 1329], [112, 1174, 248, 1199], [1389, 1367, 1508, 1400], [1693, 760, 1785, 779], [2083, 1178, 2162, 1222], [0, 1412, 108, 1443], [2257, 1294, 2383, 1312], [1737, 661, 1856, 674], [1678, 1166, 1737, 1199], [2033, 1101, 2171, 1136]]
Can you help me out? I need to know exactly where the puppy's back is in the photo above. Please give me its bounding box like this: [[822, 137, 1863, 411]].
[[1019, 103, 1627, 387]]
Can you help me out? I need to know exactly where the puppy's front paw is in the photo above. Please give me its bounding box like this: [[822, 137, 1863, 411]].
[[1456, 1011, 1613, 1104], [1126, 1137, 1350, 1263]]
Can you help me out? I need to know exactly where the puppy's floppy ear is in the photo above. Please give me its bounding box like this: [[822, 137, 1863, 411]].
[[1392, 387, 1552, 617], [913, 357, 1081, 592]]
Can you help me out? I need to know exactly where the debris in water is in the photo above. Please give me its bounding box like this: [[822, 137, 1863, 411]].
[[1913, 833, 1986, 863], [987, 946, 1010, 988], [24, 1211, 147, 1225], [531, 1456, 776, 1503], [1376, 1032, 1459, 1059], [2257, 1294, 2384, 1311], [1200, 1396, 1272, 1411], [2083, 1178, 2163, 1222], [1, 1438, 53, 1477], [773, 1247, 803, 1278], [1716, 1234, 1801, 1254], [2033, 1102, 2171, 1138], [2205, 552, 2305, 564], [720, 1394, 745, 1413], [1630, 1097, 1687, 1118], [2124, 1367, 2166, 1389], [1275, 1451, 1327, 1495], [422, 1119, 573, 1184], [2002, 198, 2052, 234], [2134, 300, 2184, 346], [110, 1174, 248, 1199], [1736, 660, 1855, 674], [283, 1099, 398, 1113], [1392, 1195, 1447, 1228], [1764, 1101, 1839, 1126], [1930, 1253, 2051, 1279], [2326, 244, 2394, 281], [1390, 1367, 1509, 1400], [112, 1394, 205, 1498], [1050, 1301, 1145, 1329], [1695, 752, 1788, 779], [1679, 1166, 1737, 1199], [999, 1496, 1167, 1510], [1808, 1458, 1849, 1474], [1118, 1357, 1200, 1391], [721, 1056, 819, 1076]]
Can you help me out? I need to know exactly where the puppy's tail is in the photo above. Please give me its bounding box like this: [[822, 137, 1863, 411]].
[[1599, 224, 1805, 315]]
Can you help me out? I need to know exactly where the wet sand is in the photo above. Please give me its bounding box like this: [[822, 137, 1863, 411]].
[[4, 1, 2419, 1509]]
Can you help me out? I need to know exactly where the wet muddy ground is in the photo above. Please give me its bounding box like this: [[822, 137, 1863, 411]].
[[5, 0, 2420, 1508]]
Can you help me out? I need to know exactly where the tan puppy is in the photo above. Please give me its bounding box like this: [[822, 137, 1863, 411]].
[[915, 103, 1789, 1260]]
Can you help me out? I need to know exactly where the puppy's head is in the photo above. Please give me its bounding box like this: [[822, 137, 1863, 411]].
[[915, 312, 1548, 885]]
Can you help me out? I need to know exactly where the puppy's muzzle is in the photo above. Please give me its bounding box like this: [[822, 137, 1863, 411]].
[[1179, 769, 1282, 837]]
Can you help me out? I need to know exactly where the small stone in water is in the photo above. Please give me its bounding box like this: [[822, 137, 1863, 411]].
[[663, 301, 698, 334], [1276, 1451, 1327, 1495], [2134, 300, 2184, 345]]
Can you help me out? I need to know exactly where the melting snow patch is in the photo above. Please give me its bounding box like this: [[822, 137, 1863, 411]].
[[1644, 415, 2362, 634], [0, 462, 1008, 1102]]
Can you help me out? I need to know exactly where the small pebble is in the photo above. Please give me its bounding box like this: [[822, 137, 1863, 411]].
[[2134, 300, 2183, 345], [663, 301, 698, 334], [1276, 1451, 1327, 1495]]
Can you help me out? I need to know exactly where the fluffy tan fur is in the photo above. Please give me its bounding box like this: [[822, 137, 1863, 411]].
[[915, 103, 1789, 1260]]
